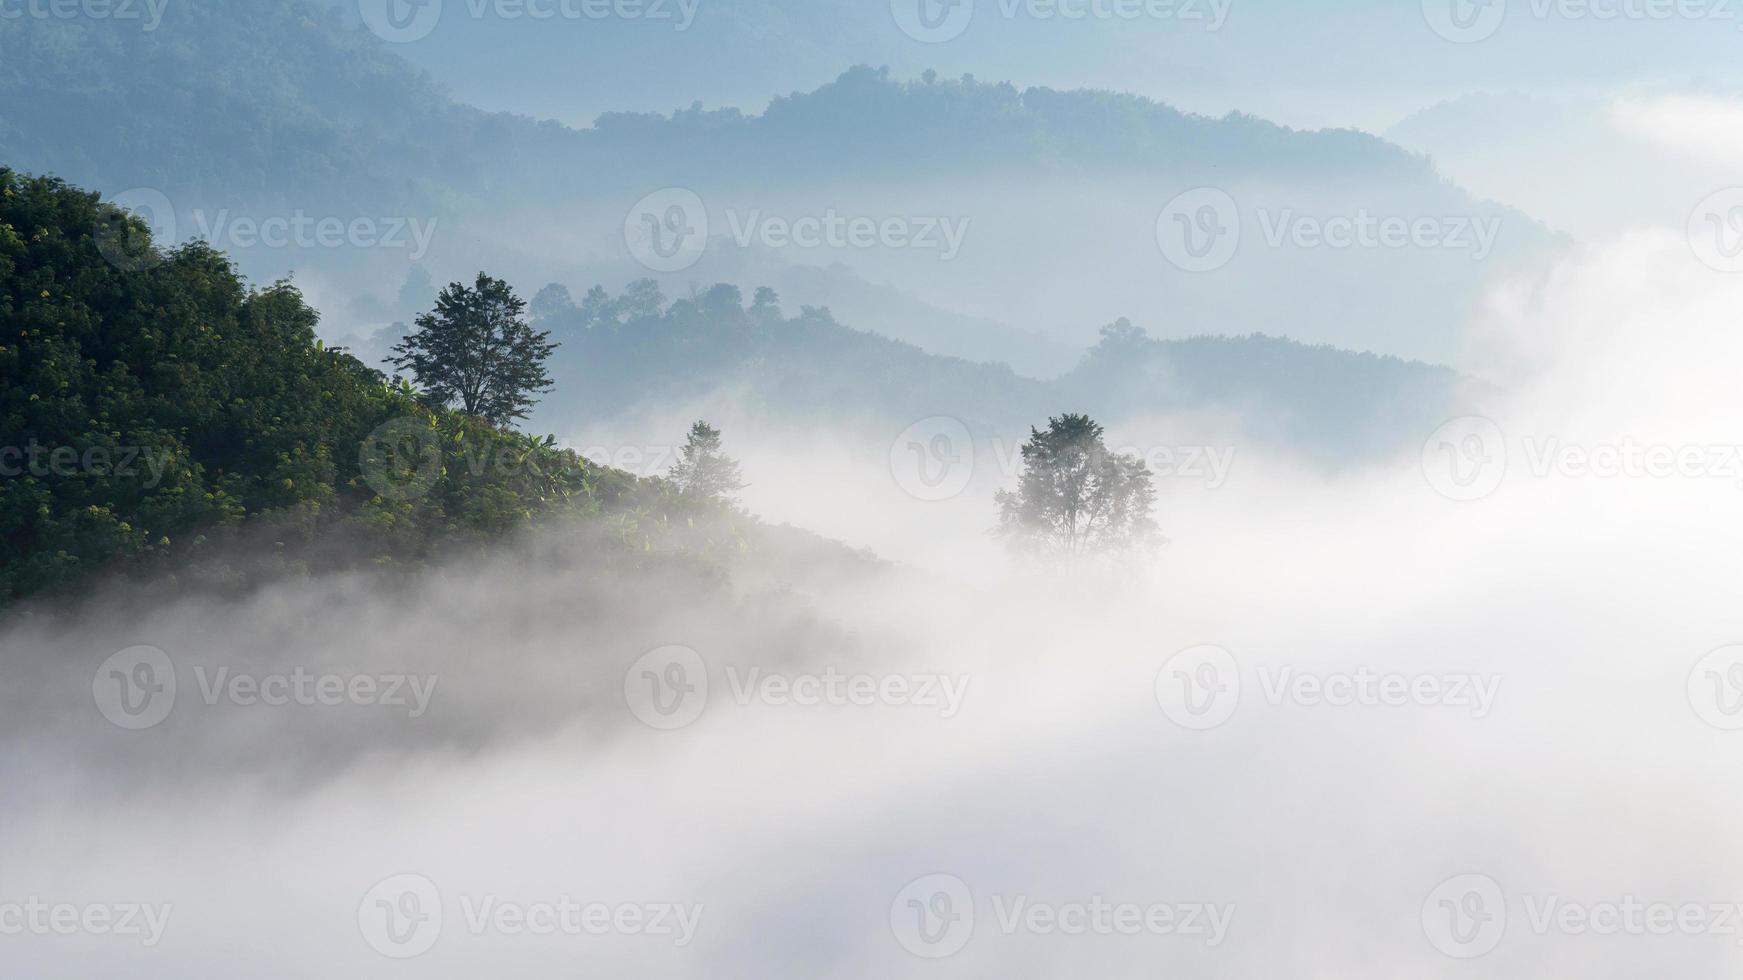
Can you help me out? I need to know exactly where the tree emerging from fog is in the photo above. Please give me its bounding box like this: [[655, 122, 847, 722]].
[[392, 274, 558, 426], [995, 414, 1158, 557], [669, 421, 746, 504]]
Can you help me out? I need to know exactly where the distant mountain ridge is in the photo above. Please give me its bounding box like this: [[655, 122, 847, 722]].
[[0, 0, 1555, 372], [528, 282, 1464, 460], [0, 4, 1441, 208]]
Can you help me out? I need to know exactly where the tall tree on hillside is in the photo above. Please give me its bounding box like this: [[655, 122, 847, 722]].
[[668, 421, 745, 503], [995, 414, 1158, 558], [392, 273, 557, 425]]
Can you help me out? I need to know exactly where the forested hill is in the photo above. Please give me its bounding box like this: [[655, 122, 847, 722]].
[[0, 170, 742, 608], [0, 1, 1551, 369], [526, 283, 1464, 456], [0, 1, 528, 213], [0, 1, 1440, 210]]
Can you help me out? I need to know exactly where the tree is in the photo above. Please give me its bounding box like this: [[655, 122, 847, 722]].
[[750, 287, 782, 320], [531, 283, 576, 322], [668, 421, 745, 503], [577, 285, 617, 330], [994, 414, 1157, 558], [391, 273, 558, 425], [617, 278, 666, 321]]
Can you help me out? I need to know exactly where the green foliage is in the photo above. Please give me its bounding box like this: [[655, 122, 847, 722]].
[[993, 414, 1158, 559], [391, 273, 558, 425], [0, 170, 701, 607]]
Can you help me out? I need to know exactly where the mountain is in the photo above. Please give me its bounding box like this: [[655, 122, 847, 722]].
[[525, 280, 1465, 460], [0, 2, 1559, 368]]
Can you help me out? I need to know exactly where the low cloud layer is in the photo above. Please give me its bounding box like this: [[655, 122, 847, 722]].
[[5, 230, 1743, 977]]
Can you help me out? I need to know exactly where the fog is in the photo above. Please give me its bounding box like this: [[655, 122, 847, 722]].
[[5, 222, 1742, 977]]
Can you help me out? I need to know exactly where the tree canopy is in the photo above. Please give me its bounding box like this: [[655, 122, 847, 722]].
[[391, 274, 558, 426], [0, 170, 714, 608], [668, 422, 746, 504], [994, 414, 1158, 558]]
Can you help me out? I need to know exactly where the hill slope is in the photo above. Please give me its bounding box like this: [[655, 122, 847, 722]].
[[0, 170, 719, 606]]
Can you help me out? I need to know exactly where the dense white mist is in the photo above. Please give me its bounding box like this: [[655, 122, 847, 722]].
[[1389, 85, 1743, 242], [5, 226, 1743, 978]]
